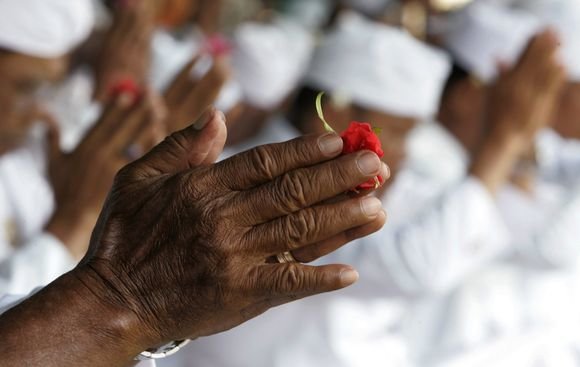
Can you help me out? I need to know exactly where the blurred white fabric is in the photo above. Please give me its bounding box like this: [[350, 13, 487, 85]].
[[0, 0, 94, 57], [0, 139, 75, 294], [305, 11, 451, 119], [232, 16, 315, 110], [403, 123, 580, 366]]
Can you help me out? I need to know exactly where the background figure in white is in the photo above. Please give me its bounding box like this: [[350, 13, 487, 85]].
[[406, 2, 580, 365]]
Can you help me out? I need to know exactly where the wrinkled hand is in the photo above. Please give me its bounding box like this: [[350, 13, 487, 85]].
[[93, 0, 156, 102], [487, 29, 566, 142], [75, 109, 387, 351], [46, 92, 166, 259], [164, 55, 230, 133]]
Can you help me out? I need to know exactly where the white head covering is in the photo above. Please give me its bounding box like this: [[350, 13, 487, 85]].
[[232, 16, 315, 110], [443, 2, 541, 83], [304, 12, 451, 119], [0, 0, 94, 58], [516, 0, 580, 81]]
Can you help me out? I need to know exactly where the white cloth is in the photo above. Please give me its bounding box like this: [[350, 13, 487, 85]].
[[536, 129, 580, 186], [443, 1, 541, 82], [0, 0, 94, 58], [232, 16, 315, 110], [40, 67, 102, 152], [305, 11, 451, 119], [0, 139, 76, 294], [404, 124, 580, 366]]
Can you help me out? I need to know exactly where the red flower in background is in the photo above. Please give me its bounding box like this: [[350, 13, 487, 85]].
[[109, 78, 142, 104], [203, 34, 233, 57]]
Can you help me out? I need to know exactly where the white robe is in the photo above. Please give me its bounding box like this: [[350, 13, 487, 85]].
[[406, 125, 580, 366], [0, 137, 76, 295]]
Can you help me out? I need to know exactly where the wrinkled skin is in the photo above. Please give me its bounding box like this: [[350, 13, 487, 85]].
[[76, 111, 388, 347], [0, 112, 387, 367]]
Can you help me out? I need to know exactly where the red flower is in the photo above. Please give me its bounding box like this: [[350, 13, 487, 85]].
[[109, 78, 142, 103], [316, 92, 384, 191], [203, 34, 233, 57], [340, 122, 384, 191]]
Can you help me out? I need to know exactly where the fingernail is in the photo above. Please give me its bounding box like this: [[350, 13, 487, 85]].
[[361, 197, 382, 218], [340, 268, 359, 286], [193, 108, 215, 130], [357, 152, 381, 175], [217, 110, 226, 124], [381, 163, 391, 180], [318, 133, 343, 156]]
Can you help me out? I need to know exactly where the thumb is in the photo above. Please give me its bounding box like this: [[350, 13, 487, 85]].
[[138, 106, 227, 176]]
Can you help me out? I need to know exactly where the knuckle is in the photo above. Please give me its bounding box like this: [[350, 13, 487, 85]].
[[278, 265, 303, 293], [249, 145, 277, 180], [277, 172, 309, 212], [286, 208, 318, 247]]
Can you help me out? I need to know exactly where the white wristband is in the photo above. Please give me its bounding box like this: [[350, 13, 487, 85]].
[[135, 339, 191, 360]]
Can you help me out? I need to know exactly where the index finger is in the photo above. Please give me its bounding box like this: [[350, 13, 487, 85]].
[[212, 132, 344, 190]]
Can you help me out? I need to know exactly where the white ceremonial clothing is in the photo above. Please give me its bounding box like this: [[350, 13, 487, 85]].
[[0, 138, 75, 295], [405, 124, 580, 366]]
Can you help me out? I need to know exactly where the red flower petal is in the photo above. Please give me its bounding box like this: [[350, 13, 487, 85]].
[[339, 122, 385, 191]]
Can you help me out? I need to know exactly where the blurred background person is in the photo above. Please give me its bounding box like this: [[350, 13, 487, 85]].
[[405, 1, 580, 365], [0, 0, 100, 293], [222, 15, 315, 148]]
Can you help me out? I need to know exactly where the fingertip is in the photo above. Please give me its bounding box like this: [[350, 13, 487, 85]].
[[193, 107, 217, 130], [339, 267, 359, 287], [360, 196, 383, 219], [356, 151, 382, 176], [318, 132, 343, 157], [376, 210, 387, 229], [381, 162, 391, 181]]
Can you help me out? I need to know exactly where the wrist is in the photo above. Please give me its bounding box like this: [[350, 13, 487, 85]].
[[66, 267, 154, 359], [0, 269, 148, 366], [469, 129, 526, 195], [46, 210, 97, 259]]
